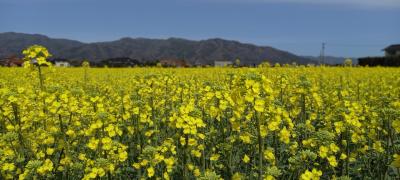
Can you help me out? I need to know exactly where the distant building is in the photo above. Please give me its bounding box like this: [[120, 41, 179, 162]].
[[358, 44, 400, 67], [100, 57, 140, 67], [214, 61, 233, 67], [0, 56, 24, 67], [51, 58, 71, 67], [159, 59, 189, 67], [383, 44, 400, 57]]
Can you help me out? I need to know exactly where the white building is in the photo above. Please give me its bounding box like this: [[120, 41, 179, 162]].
[[214, 61, 233, 67], [55, 61, 70, 67]]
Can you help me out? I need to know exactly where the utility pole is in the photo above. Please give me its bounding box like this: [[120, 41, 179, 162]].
[[320, 42, 325, 65]]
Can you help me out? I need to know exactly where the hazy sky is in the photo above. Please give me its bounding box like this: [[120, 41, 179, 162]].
[[0, 0, 399, 57]]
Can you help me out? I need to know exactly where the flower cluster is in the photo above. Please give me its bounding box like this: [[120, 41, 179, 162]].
[[22, 45, 52, 67]]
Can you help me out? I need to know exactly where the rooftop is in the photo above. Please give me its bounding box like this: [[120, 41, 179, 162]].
[[383, 44, 400, 52]]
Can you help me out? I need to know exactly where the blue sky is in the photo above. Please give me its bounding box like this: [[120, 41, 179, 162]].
[[0, 0, 399, 57]]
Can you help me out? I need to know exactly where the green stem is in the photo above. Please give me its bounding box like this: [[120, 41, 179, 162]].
[[256, 112, 263, 180], [38, 65, 44, 90]]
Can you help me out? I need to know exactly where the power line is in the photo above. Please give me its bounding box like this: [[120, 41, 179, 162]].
[[265, 42, 389, 47], [325, 43, 389, 47]]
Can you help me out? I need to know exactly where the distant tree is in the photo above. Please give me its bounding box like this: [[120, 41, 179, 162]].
[[344, 58, 353, 67], [258, 61, 270, 68], [235, 59, 241, 67], [274, 63, 281, 67], [82, 60, 90, 67]]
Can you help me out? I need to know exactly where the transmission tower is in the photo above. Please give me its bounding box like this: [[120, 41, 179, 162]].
[[320, 42, 325, 65]]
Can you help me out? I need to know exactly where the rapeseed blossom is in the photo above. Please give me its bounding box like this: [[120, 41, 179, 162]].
[[0, 46, 399, 179]]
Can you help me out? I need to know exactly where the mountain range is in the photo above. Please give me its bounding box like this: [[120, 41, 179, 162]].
[[0, 32, 317, 65]]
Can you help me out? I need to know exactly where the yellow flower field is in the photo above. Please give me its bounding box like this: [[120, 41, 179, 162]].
[[0, 47, 400, 179]]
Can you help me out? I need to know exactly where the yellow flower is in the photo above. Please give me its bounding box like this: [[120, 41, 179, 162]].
[[268, 121, 280, 132], [334, 122, 344, 133], [109, 164, 115, 173], [266, 175, 275, 180], [97, 168, 106, 177], [118, 151, 128, 162], [240, 133, 252, 144], [78, 153, 87, 161], [140, 159, 149, 166], [210, 154, 220, 161], [279, 127, 290, 144], [340, 153, 347, 160], [351, 133, 362, 143], [164, 158, 175, 167], [319, 145, 329, 158], [164, 172, 170, 180], [133, 107, 140, 115], [87, 138, 99, 150], [329, 143, 339, 153], [327, 156, 338, 167], [188, 138, 197, 146], [373, 141, 384, 153], [46, 148, 54, 155], [154, 153, 165, 162], [66, 129, 75, 136], [2, 163, 15, 171], [300, 168, 322, 180], [232, 172, 243, 180], [184, 164, 193, 171], [392, 120, 400, 133], [264, 148, 275, 163], [88, 171, 97, 179], [133, 163, 141, 169], [180, 136, 186, 146], [37, 159, 54, 175], [243, 154, 250, 163], [191, 150, 202, 158], [254, 99, 265, 112], [260, 125, 268, 137], [391, 154, 400, 168], [194, 168, 201, 177], [147, 167, 155, 177], [219, 100, 228, 110], [101, 137, 113, 150], [302, 138, 316, 147]]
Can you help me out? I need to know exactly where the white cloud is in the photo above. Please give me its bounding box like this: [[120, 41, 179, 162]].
[[214, 0, 400, 8]]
